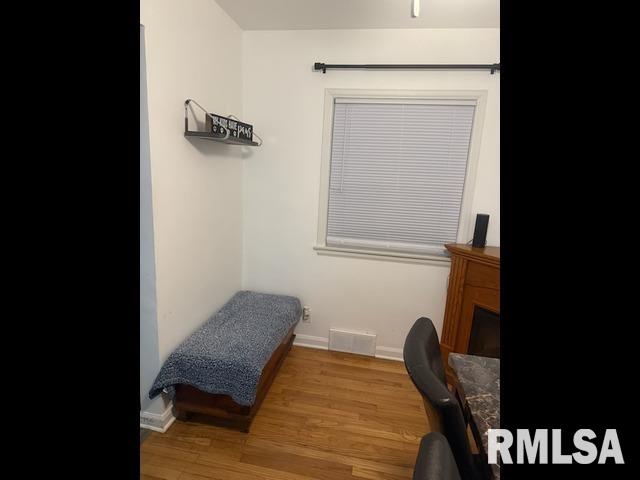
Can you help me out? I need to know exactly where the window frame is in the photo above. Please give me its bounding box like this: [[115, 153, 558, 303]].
[[315, 88, 488, 264]]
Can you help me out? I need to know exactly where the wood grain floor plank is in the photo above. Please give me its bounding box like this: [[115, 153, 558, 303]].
[[140, 346, 429, 480], [352, 465, 411, 480], [245, 437, 414, 478], [273, 377, 423, 406], [240, 444, 354, 480], [141, 443, 200, 463], [140, 463, 182, 480], [181, 462, 269, 480], [141, 453, 194, 472], [195, 453, 327, 480]]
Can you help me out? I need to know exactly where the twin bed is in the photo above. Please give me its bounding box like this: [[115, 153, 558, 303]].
[[149, 290, 301, 432]]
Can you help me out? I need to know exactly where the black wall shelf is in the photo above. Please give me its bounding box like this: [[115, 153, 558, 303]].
[[184, 130, 261, 146], [184, 99, 261, 147]]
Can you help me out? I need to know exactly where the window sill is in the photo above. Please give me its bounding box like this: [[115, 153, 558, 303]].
[[313, 245, 452, 266]]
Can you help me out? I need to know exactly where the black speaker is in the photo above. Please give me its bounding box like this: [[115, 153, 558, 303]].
[[472, 214, 489, 248]]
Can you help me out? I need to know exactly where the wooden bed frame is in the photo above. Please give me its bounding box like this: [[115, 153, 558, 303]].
[[173, 326, 295, 432]]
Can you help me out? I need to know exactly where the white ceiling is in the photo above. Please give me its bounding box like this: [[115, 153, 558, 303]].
[[214, 0, 499, 30]]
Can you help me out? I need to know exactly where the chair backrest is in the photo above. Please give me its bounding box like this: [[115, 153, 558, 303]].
[[412, 432, 462, 480], [403, 317, 481, 480]]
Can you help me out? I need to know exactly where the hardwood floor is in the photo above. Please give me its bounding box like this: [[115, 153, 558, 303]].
[[140, 345, 431, 480]]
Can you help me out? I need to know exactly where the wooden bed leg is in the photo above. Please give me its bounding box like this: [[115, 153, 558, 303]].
[[175, 409, 190, 422]]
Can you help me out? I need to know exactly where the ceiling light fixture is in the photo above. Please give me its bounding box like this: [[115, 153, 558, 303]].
[[412, 0, 420, 18]]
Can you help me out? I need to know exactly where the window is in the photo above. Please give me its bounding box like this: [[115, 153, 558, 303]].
[[316, 90, 486, 262]]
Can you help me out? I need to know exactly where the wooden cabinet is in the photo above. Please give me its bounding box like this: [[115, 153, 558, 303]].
[[440, 244, 500, 382]]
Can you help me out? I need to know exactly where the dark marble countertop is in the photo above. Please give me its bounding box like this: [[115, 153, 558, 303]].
[[448, 353, 500, 479]]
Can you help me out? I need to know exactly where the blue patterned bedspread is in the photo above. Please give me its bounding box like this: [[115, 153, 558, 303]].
[[149, 291, 301, 406]]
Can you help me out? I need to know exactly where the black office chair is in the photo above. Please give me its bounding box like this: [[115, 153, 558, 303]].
[[403, 317, 483, 480], [412, 432, 462, 480]]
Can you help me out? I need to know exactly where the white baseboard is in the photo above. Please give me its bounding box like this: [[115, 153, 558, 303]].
[[140, 402, 176, 433], [294, 334, 329, 350], [375, 346, 404, 362], [294, 334, 404, 362]]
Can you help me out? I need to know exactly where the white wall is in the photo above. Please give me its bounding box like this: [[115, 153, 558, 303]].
[[140, 0, 244, 414], [242, 29, 500, 355], [140, 25, 161, 412]]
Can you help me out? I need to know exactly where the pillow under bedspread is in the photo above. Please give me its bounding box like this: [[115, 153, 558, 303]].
[[148, 290, 301, 406]]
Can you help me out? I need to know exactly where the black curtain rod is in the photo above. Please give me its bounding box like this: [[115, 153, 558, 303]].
[[313, 62, 500, 74]]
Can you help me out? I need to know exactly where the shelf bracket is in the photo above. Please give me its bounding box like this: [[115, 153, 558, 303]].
[[184, 99, 229, 140]]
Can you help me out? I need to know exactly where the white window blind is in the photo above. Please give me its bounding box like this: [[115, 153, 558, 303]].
[[327, 99, 476, 255]]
